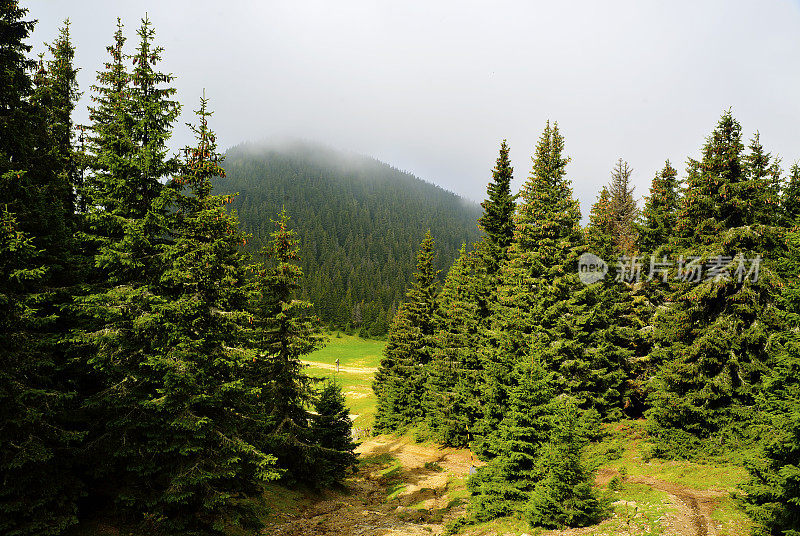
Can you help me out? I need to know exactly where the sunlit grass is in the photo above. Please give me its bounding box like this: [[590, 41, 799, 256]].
[[304, 333, 385, 428]]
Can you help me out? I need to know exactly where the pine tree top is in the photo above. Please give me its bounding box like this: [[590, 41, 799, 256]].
[[636, 160, 680, 255], [479, 139, 517, 263]]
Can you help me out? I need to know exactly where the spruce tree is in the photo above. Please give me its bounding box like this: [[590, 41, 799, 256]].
[[425, 244, 482, 445], [742, 335, 800, 536], [82, 18, 136, 243], [647, 112, 786, 456], [475, 121, 626, 455], [585, 186, 613, 260], [478, 140, 517, 274], [636, 160, 680, 255], [129, 15, 180, 193], [782, 163, 800, 225], [743, 226, 800, 535], [427, 142, 518, 447], [374, 231, 439, 432], [0, 7, 83, 535], [245, 208, 324, 483], [310, 380, 358, 487], [112, 96, 280, 533], [582, 187, 644, 416], [525, 399, 608, 528], [468, 359, 556, 521], [607, 158, 638, 254]]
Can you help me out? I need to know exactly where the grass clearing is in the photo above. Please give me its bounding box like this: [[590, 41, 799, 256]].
[[712, 497, 753, 536], [589, 420, 748, 492], [304, 333, 385, 428]]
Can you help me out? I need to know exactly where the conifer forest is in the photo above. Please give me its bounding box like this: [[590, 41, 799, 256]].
[[2, 2, 800, 536]]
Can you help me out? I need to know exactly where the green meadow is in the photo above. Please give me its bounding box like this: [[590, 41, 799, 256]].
[[304, 333, 385, 428]]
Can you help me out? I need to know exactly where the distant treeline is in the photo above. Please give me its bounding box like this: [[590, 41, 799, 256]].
[[218, 142, 482, 335]]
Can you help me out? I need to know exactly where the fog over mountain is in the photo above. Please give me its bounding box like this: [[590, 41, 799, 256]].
[[29, 0, 800, 215]]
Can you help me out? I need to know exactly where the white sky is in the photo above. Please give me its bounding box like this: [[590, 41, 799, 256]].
[[26, 0, 800, 216]]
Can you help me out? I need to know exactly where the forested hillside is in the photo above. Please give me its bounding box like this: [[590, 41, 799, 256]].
[[218, 142, 482, 333]]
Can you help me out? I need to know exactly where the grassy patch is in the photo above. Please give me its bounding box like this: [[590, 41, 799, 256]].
[[604, 482, 671, 536], [307, 333, 385, 368], [304, 333, 385, 428], [712, 497, 753, 536], [590, 420, 749, 492]]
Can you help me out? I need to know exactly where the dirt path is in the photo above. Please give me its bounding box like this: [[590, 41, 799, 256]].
[[262, 436, 473, 536], [264, 438, 730, 536], [303, 360, 378, 375], [629, 476, 726, 536]]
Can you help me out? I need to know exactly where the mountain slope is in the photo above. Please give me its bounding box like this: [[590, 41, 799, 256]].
[[218, 141, 482, 333]]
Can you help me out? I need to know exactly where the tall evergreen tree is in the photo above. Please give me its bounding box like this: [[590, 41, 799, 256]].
[[101, 95, 279, 534], [427, 141, 519, 447], [636, 160, 680, 255], [583, 186, 645, 415], [82, 18, 136, 242], [585, 186, 613, 260], [479, 140, 517, 274], [129, 15, 180, 194], [374, 231, 439, 432], [475, 122, 585, 457], [647, 112, 786, 457], [0, 8, 83, 535], [425, 244, 482, 445], [607, 158, 638, 254], [0, 209, 80, 536], [77, 18, 194, 524], [245, 208, 324, 483], [782, 163, 800, 225]]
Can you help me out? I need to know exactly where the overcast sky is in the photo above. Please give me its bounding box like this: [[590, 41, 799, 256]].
[[26, 0, 800, 215]]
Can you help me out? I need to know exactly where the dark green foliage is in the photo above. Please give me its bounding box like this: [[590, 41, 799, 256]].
[[101, 97, 278, 534], [310, 380, 358, 487], [425, 244, 483, 446], [82, 18, 136, 239], [129, 15, 180, 188], [0, 8, 83, 535], [585, 186, 614, 259], [475, 121, 584, 455], [477, 122, 627, 463], [217, 142, 480, 329], [0, 0, 35, 166], [647, 111, 786, 457], [630, 160, 681, 395], [584, 179, 646, 416], [468, 365, 607, 530], [525, 399, 608, 528], [79, 18, 180, 489], [742, 224, 800, 536], [374, 231, 439, 432], [636, 160, 680, 255], [245, 208, 325, 484], [783, 163, 800, 225], [607, 159, 638, 254], [742, 336, 800, 536], [468, 360, 555, 521], [478, 140, 517, 273], [427, 142, 518, 448]]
